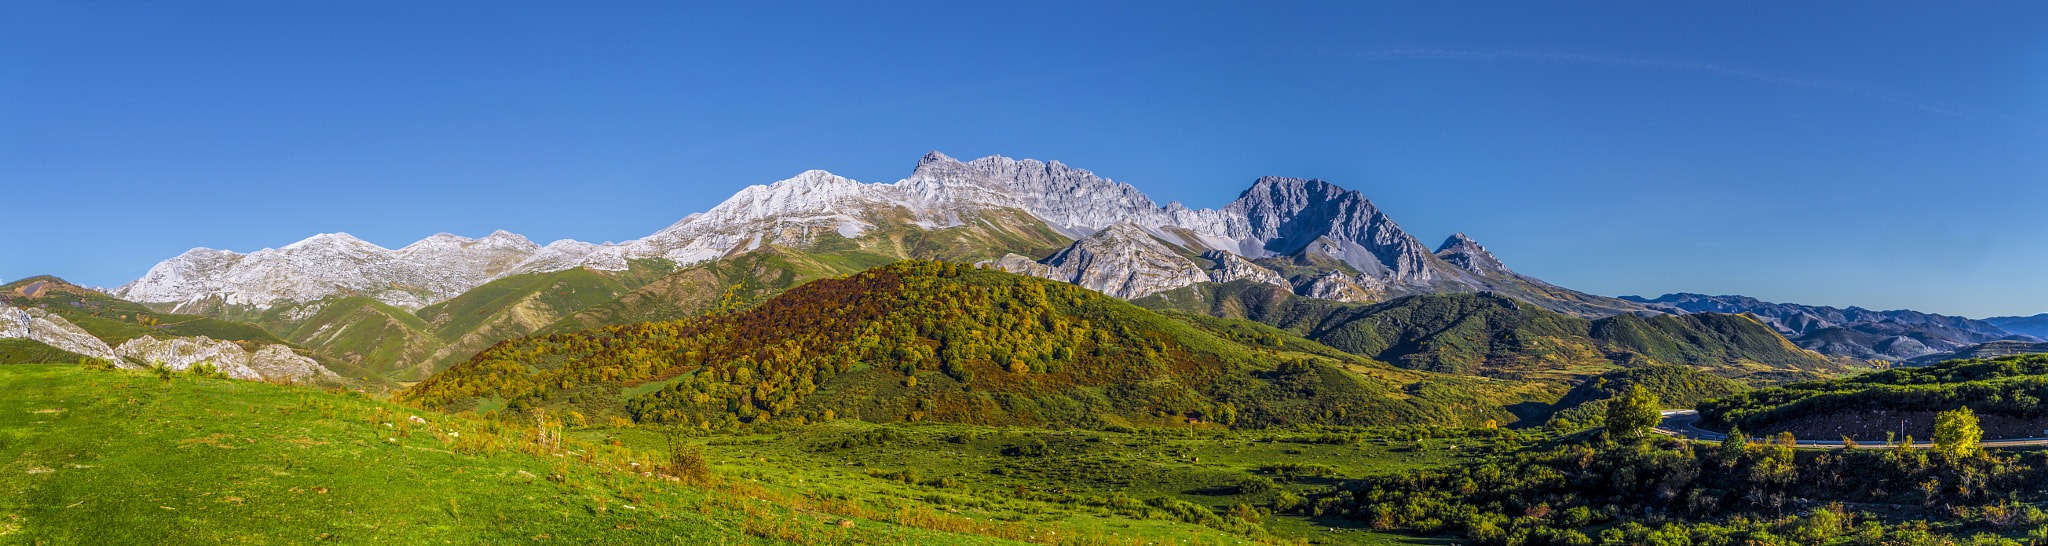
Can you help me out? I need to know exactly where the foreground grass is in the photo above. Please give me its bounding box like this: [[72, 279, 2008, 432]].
[[0, 364, 1022, 545], [578, 420, 1498, 545]]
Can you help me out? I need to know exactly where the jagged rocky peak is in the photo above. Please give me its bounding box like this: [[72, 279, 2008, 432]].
[[1435, 233, 1513, 276], [118, 150, 1653, 316], [981, 223, 1210, 300], [1222, 176, 1439, 285], [904, 151, 1203, 238], [1200, 250, 1288, 288]]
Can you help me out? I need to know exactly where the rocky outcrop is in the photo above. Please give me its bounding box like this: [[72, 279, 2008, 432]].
[[1201, 251, 1288, 288], [981, 223, 1210, 300], [0, 304, 117, 361], [114, 335, 338, 383], [1435, 233, 1512, 277], [1302, 271, 1383, 304]]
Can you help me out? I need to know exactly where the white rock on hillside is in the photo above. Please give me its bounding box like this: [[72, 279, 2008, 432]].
[[981, 223, 1210, 300], [0, 304, 118, 361], [1304, 271, 1383, 304], [114, 335, 338, 383], [116, 231, 624, 311], [1201, 251, 1289, 289]]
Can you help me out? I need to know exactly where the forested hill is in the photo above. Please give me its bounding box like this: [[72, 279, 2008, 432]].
[[401, 261, 1529, 429], [1135, 280, 1839, 383], [1699, 353, 2048, 437]]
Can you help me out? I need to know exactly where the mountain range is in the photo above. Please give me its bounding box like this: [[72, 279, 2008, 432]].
[[115, 152, 1652, 318], [1621, 293, 2041, 361], [23, 151, 2033, 389]]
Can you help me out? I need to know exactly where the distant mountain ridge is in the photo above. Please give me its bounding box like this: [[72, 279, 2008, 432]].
[[1621, 292, 2038, 361], [116, 151, 1655, 318], [1986, 314, 2048, 339]]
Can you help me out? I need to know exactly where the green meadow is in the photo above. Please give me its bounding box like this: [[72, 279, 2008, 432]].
[[1, 362, 1503, 545]]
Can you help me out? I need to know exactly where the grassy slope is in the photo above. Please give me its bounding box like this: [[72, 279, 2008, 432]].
[[0, 276, 388, 386], [267, 297, 445, 382], [408, 262, 1523, 430], [0, 339, 90, 365], [0, 364, 1055, 545], [1544, 365, 1749, 425], [246, 262, 679, 383], [1, 276, 291, 348], [580, 420, 1502, 545], [540, 248, 856, 336], [1135, 281, 1837, 384]]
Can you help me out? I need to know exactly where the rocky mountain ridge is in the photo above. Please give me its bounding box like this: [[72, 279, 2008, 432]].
[[1986, 313, 2048, 339], [117, 230, 629, 312], [117, 151, 1653, 318]]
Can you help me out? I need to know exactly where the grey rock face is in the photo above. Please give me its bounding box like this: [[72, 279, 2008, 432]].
[[1221, 177, 1441, 284], [118, 151, 1650, 316], [1303, 271, 1382, 304], [980, 223, 1210, 299], [1201, 251, 1288, 288], [116, 231, 624, 311], [1435, 233, 1512, 277], [114, 335, 338, 383], [0, 304, 118, 361]]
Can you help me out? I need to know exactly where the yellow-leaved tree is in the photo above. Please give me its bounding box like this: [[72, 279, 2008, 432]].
[[1934, 407, 1983, 459]]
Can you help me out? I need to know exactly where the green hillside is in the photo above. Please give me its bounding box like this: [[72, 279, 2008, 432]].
[[261, 296, 446, 381], [0, 363, 1092, 545], [1, 276, 291, 347], [1544, 365, 1749, 425], [242, 262, 680, 382], [1135, 281, 1838, 383], [540, 248, 861, 336], [544, 214, 1074, 336], [406, 261, 1536, 429], [0, 339, 91, 364], [1699, 353, 2048, 435]]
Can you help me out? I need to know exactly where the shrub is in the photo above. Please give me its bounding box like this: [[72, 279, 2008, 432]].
[[1237, 475, 1276, 495]]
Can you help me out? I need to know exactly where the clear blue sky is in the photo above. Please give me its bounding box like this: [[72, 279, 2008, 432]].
[[4, 2, 2045, 318]]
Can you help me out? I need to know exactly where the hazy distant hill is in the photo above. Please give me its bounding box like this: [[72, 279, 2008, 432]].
[[1987, 313, 2048, 339], [1621, 292, 2036, 361], [1138, 281, 1838, 384]]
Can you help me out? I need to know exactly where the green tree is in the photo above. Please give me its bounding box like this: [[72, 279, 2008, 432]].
[[1935, 406, 1983, 459], [1719, 426, 1749, 467], [1604, 385, 1662, 440]]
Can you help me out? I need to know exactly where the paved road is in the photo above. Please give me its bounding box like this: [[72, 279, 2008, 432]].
[[1652, 410, 2048, 449]]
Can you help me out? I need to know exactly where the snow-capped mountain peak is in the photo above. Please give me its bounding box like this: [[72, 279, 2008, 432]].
[[118, 151, 1645, 316]]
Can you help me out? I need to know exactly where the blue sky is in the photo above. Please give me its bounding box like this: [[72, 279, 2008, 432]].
[[3, 2, 2045, 317]]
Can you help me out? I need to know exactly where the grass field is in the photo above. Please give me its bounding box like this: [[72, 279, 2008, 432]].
[[1, 363, 1496, 545], [0, 364, 1077, 544], [575, 419, 1503, 545]]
